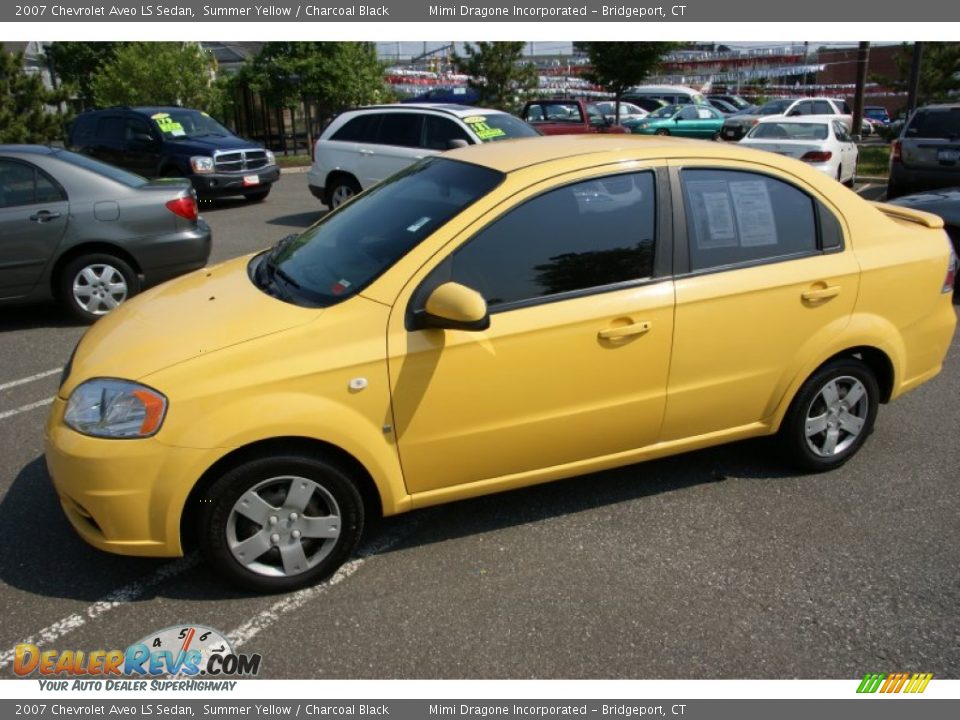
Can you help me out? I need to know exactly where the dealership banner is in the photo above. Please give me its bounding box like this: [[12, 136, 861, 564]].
[[4, 0, 960, 22], [2, 700, 960, 718]]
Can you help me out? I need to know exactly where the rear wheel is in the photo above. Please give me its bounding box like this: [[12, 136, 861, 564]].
[[778, 358, 879, 472], [327, 176, 361, 209], [198, 452, 365, 593], [58, 253, 139, 324]]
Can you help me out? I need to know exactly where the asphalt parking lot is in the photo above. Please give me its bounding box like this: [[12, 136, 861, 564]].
[[1, 172, 958, 679]]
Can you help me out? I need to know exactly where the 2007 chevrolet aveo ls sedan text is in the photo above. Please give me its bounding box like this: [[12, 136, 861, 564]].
[[46, 136, 957, 592]]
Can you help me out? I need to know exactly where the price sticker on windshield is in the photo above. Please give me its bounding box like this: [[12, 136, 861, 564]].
[[464, 116, 506, 141], [153, 114, 185, 137]]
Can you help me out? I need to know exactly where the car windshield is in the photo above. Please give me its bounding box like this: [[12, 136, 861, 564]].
[[865, 108, 889, 119], [757, 99, 795, 115], [256, 158, 504, 306], [906, 108, 960, 140], [148, 109, 233, 139], [463, 113, 540, 141], [650, 105, 681, 119], [52, 149, 148, 187], [748, 122, 829, 140]]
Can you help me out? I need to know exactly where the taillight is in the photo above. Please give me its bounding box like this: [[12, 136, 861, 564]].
[[165, 196, 198, 222], [891, 139, 902, 164], [944, 247, 957, 294], [800, 151, 832, 163]]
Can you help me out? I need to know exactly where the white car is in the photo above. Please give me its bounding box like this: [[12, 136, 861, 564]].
[[593, 101, 648, 123], [739, 117, 859, 186], [308, 104, 540, 208], [773, 96, 854, 132]]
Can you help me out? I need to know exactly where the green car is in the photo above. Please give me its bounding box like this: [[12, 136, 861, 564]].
[[625, 104, 725, 139]]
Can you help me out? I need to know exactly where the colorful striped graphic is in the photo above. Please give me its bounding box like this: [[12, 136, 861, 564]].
[[857, 672, 933, 694]]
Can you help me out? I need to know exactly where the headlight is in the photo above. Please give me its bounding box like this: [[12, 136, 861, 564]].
[[64, 379, 167, 439], [265, 150, 276, 166], [190, 156, 215, 174]]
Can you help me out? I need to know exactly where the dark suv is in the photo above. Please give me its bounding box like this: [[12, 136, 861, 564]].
[[888, 104, 960, 199], [68, 107, 280, 201]]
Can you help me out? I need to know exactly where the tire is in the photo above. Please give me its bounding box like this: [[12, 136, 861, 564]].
[[778, 358, 879, 472], [198, 452, 365, 593], [712, 131, 721, 141], [655, 128, 670, 136], [244, 187, 271, 202], [326, 176, 361, 209], [58, 253, 139, 324]]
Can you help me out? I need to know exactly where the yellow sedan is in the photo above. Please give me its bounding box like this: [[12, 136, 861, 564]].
[[46, 135, 957, 592]]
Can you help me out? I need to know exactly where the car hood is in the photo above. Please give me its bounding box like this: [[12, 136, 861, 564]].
[[164, 134, 264, 154], [61, 255, 319, 397]]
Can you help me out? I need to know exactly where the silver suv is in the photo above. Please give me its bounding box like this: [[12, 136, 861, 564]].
[[307, 104, 539, 209], [888, 104, 960, 199]]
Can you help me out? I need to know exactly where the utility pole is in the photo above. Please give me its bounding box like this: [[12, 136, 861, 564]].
[[906, 42, 923, 115], [852, 41, 870, 137]]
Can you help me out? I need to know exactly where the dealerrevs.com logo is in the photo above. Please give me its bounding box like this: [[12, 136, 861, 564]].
[[857, 673, 934, 694], [14, 625, 261, 691]]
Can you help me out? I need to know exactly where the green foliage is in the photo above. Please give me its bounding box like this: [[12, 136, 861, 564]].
[[90, 42, 223, 113], [452, 42, 538, 111], [44, 42, 118, 109], [241, 42, 389, 114], [874, 42, 960, 104], [0, 46, 66, 144], [575, 42, 678, 122]]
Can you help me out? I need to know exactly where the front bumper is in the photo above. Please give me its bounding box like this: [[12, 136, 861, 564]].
[[44, 398, 215, 558], [190, 165, 281, 197]]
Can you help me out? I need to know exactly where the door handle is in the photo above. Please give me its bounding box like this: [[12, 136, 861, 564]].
[[598, 321, 652, 340], [801, 285, 841, 302], [30, 210, 62, 223]]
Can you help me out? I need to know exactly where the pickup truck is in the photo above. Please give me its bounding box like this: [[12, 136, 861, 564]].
[[520, 99, 630, 135]]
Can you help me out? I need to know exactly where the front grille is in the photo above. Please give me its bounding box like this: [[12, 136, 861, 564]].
[[213, 149, 269, 173]]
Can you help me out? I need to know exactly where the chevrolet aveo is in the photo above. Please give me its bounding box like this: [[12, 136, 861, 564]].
[[46, 136, 957, 592]]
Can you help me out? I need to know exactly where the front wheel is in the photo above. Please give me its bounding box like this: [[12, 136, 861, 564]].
[[198, 452, 365, 593], [778, 359, 879, 472], [58, 253, 139, 323], [655, 128, 670, 136]]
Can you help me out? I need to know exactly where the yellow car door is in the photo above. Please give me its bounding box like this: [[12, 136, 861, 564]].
[[660, 161, 860, 442], [387, 166, 676, 498]]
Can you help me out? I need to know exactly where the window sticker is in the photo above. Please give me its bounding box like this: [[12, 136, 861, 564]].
[[153, 114, 186, 137], [464, 117, 507, 141], [406, 216, 431, 233], [729, 180, 778, 247], [687, 180, 737, 248]]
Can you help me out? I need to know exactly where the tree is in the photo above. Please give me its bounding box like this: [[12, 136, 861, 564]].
[[575, 42, 678, 123], [43, 42, 119, 110], [243, 42, 389, 118], [451, 42, 538, 111], [873, 42, 960, 107], [90, 42, 223, 113], [0, 46, 65, 143]]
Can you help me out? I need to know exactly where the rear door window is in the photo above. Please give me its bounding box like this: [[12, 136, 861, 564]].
[[376, 114, 424, 148]]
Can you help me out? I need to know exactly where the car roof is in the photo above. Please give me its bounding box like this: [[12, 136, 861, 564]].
[[443, 134, 779, 174], [0, 144, 57, 155], [355, 103, 506, 117], [756, 116, 832, 124]]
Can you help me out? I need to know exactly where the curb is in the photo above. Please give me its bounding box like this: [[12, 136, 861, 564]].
[[280, 165, 311, 175], [857, 176, 888, 184]]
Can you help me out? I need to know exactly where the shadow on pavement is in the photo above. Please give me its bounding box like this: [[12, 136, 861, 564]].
[[266, 210, 326, 229], [0, 438, 794, 603], [0, 304, 83, 333]]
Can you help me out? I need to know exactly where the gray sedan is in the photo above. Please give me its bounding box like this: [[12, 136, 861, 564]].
[[0, 145, 211, 322]]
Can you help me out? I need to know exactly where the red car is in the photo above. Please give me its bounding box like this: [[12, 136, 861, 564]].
[[521, 99, 630, 135]]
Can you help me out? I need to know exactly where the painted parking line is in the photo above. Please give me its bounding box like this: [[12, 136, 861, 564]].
[[0, 397, 54, 422], [0, 555, 200, 671], [0, 368, 61, 392], [230, 519, 424, 649]]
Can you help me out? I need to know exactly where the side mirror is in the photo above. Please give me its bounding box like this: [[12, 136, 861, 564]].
[[447, 138, 469, 150], [852, 134, 862, 143], [415, 282, 489, 332]]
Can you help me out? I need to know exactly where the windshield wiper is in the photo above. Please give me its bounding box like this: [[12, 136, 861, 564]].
[[258, 234, 300, 299]]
